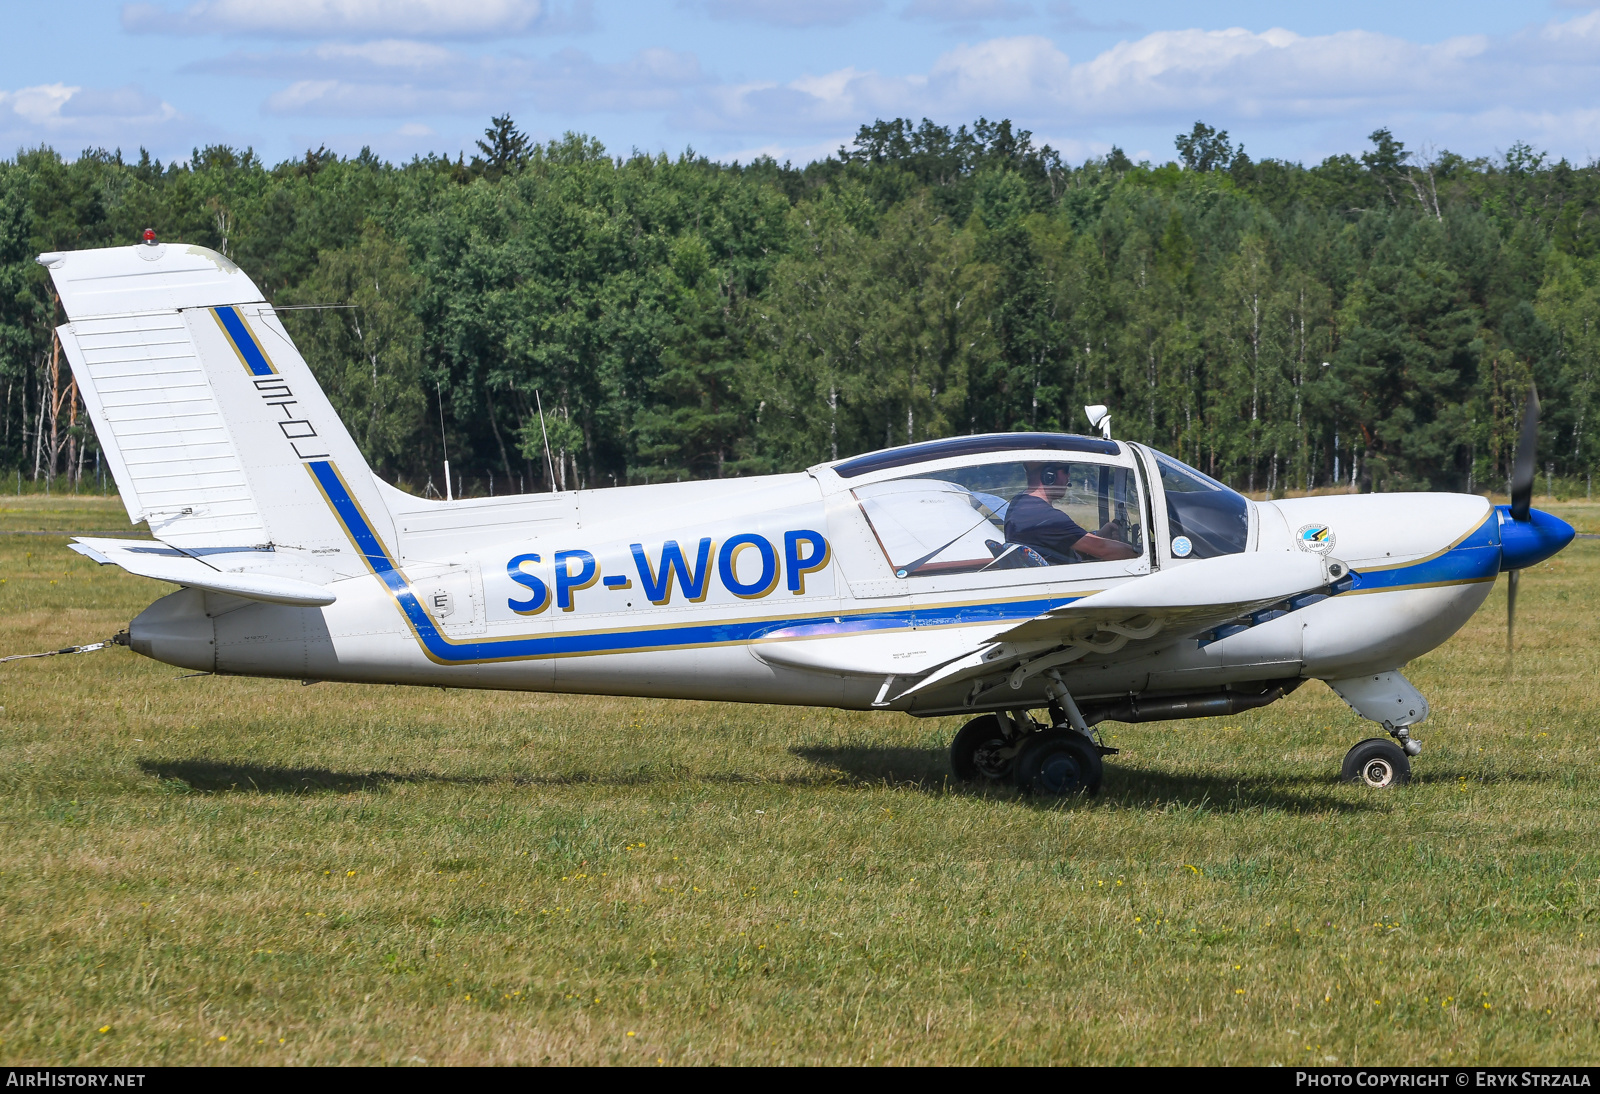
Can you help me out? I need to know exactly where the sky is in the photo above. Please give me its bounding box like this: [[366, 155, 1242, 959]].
[[5, 0, 1600, 169]]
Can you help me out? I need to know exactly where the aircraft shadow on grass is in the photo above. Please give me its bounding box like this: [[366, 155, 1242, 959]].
[[141, 752, 1401, 813], [789, 745, 1374, 814], [136, 757, 871, 794], [137, 758, 489, 794]]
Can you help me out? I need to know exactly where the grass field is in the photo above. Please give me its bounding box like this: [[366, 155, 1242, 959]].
[[1, 493, 1597, 1066]]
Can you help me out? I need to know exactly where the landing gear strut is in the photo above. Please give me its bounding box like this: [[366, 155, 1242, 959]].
[[1327, 672, 1427, 787]]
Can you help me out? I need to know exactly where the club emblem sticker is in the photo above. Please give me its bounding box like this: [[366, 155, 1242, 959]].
[[1296, 524, 1336, 553], [1170, 535, 1193, 558]]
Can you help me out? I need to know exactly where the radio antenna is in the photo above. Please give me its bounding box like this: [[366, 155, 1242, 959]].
[[437, 381, 452, 501], [535, 389, 557, 493]]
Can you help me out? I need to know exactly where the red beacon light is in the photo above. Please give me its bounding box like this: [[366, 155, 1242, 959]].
[[142, 228, 157, 246]]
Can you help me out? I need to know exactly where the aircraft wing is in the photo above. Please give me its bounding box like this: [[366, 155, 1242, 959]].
[[69, 537, 337, 607], [993, 551, 1336, 645], [893, 551, 1340, 702]]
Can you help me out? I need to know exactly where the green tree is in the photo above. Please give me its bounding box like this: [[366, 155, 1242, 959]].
[[1175, 122, 1235, 173], [1331, 222, 1482, 490], [755, 186, 987, 466], [7, 113, 1600, 497], [630, 234, 751, 480], [278, 223, 426, 475], [474, 114, 532, 180]]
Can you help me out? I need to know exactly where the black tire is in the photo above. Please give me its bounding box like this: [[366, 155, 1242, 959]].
[[1340, 738, 1411, 788], [1014, 729, 1102, 797], [950, 715, 1016, 782]]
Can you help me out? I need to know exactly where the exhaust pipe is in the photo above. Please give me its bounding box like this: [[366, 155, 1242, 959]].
[[1079, 679, 1301, 727]]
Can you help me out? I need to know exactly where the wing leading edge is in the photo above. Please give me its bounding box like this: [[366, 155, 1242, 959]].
[[896, 551, 1340, 704], [749, 551, 1340, 705]]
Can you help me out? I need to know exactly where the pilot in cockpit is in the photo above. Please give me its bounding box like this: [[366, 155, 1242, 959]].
[[1005, 462, 1141, 563]]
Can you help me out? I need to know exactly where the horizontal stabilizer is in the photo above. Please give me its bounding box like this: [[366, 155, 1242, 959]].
[[70, 538, 337, 607]]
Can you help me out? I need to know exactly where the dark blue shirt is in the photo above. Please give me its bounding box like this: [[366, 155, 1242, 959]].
[[1005, 494, 1087, 561]]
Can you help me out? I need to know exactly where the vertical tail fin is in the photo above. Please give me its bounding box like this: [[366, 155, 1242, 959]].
[[40, 243, 396, 564]]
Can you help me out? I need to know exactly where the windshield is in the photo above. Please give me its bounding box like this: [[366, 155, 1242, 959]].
[[1153, 452, 1250, 558]]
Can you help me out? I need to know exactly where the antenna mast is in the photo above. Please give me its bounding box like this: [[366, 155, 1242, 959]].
[[535, 390, 558, 493], [437, 381, 452, 502]]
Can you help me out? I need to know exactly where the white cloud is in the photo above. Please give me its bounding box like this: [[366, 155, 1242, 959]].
[[2, 84, 80, 127], [226, 22, 1551, 145], [280, 119, 499, 162], [685, 15, 1600, 155], [926, 34, 1069, 104], [215, 43, 708, 117], [0, 82, 190, 154], [85, 7, 1600, 166], [1, 82, 180, 128], [693, 0, 882, 28], [121, 0, 593, 39], [1057, 27, 1496, 117]]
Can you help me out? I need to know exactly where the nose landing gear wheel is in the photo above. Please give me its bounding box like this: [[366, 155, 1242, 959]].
[[950, 715, 1018, 782], [1340, 738, 1411, 788], [1014, 729, 1102, 797]]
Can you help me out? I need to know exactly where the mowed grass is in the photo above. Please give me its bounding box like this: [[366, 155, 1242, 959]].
[[1, 494, 1597, 1066]]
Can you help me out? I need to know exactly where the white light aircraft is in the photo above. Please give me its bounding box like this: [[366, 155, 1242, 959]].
[[39, 239, 1577, 794]]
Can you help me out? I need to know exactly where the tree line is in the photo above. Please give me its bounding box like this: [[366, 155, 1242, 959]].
[[4, 115, 1599, 500]]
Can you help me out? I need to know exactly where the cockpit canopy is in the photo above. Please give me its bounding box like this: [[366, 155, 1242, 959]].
[[832, 432, 1121, 479], [822, 433, 1249, 576]]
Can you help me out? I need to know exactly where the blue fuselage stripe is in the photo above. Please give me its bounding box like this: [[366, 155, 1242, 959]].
[[309, 459, 1060, 664], [310, 461, 1499, 666], [1345, 511, 1501, 592], [214, 305, 276, 376]]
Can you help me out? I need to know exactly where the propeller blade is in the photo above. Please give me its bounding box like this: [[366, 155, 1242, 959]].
[[1506, 568, 1520, 662], [1510, 383, 1540, 522]]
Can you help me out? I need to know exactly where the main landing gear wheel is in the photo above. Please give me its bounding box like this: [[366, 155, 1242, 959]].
[[950, 715, 1017, 782], [1014, 729, 1102, 797], [1341, 738, 1411, 789]]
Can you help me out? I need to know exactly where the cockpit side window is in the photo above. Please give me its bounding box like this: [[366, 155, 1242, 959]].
[[851, 459, 1144, 578], [1153, 452, 1250, 558]]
